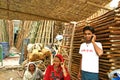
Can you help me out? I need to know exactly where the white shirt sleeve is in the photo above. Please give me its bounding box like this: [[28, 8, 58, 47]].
[[79, 44, 82, 54]]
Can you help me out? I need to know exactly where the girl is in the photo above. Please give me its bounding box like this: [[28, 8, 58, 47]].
[[43, 54, 70, 80]]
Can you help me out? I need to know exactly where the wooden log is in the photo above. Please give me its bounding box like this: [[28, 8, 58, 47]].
[[51, 21, 54, 43], [90, 15, 115, 27], [15, 21, 32, 50], [41, 20, 47, 46], [89, 10, 115, 24], [96, 34, 110, 38], [0, 20, 9, 42], [7, 20, 14, 47], [35, 21, 42, 43], [38, 20, 44, 43], [95, 25, 109, 31]]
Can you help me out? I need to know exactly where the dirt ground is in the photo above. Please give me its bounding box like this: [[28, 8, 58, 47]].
[[0, 69, 23, 80], [0, 55, 24, 80]]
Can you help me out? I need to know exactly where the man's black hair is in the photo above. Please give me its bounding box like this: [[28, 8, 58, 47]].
[[83, 26, 95, 33]]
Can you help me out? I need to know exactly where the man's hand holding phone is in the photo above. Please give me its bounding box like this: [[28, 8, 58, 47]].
[[91, 34, 96, 43]]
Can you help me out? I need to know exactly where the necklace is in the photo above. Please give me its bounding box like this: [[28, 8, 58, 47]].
[[86, 44, 88, 47], [86, 43, 90, 47]]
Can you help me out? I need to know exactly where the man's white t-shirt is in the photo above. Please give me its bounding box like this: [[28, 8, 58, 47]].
[[79, 42, 102, 73]]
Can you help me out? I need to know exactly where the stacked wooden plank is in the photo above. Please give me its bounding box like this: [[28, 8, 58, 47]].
[[61, 23, 83, 80], [15, 20, 55, 50], [88, 8, 120, 80], [68, 7, 120, 80], [59, 23, 79, 78], [15, 21, 32, 50], [87, 9, 120, 80], [7, 20, 14, 47], [60, 23, 73, 66], [0, 20, 55, 51], [70, 23, 86, 80]]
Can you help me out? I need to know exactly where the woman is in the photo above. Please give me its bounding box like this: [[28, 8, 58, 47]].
[[43, 54, 70, 80], [23, 62, 43, 80]]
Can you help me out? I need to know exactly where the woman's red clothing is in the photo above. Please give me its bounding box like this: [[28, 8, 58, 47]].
[[43, 65, 70, 80]]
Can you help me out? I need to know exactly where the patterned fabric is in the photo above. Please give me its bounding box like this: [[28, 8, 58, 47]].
[[43, 65, 70, 80]]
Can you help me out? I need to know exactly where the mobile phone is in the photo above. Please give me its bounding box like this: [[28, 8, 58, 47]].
[[90, 36, 93, 41], [61, 62, 63, 65]]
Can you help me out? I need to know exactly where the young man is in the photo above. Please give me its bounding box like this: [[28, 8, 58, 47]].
[[77, 26, 103, 80]]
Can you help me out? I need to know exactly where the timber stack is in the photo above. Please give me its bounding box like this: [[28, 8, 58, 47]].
[[70, 7, 120, 80], [88, 8, 120, 80]]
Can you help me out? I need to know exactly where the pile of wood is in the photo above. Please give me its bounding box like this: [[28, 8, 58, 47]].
[[62, 23, 74, 70], [7, 20, 15, 47], [35, 20, 55, 46], [15, 21, 32, 50], [70, 23, 85, 80], [15, 20, 55, 51], [67, 7, 120, 80], [59, 23, 82, 80], [87, 8, 120, 80], [0, 20, 15, 52]]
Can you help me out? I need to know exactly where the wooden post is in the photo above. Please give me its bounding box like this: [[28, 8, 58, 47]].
[[51, 21, 54, 43], [8, 20, 14, 47], [68, 22, 77, 74]]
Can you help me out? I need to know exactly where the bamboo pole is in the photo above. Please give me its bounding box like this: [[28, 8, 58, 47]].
[[15, 21, 32, 50], [44, 20, 49, 45], [0, 20, 9, 42], [35, 21, 41, 43], [51, 21, 54, 43], [68, 22, 77, 74], [39, 20, 45, 43], [7, 20, 14, 47], [41, 20, 46, 46], [48, 21, 51, 44]]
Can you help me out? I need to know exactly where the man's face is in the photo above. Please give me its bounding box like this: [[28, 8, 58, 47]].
[[83, 30, 93, 42]]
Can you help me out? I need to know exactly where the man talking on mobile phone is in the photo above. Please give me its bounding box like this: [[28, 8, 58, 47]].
[[77, 26, 103, 80]]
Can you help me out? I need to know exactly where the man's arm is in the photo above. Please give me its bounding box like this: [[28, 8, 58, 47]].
[[92, 34, 103, 56]]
